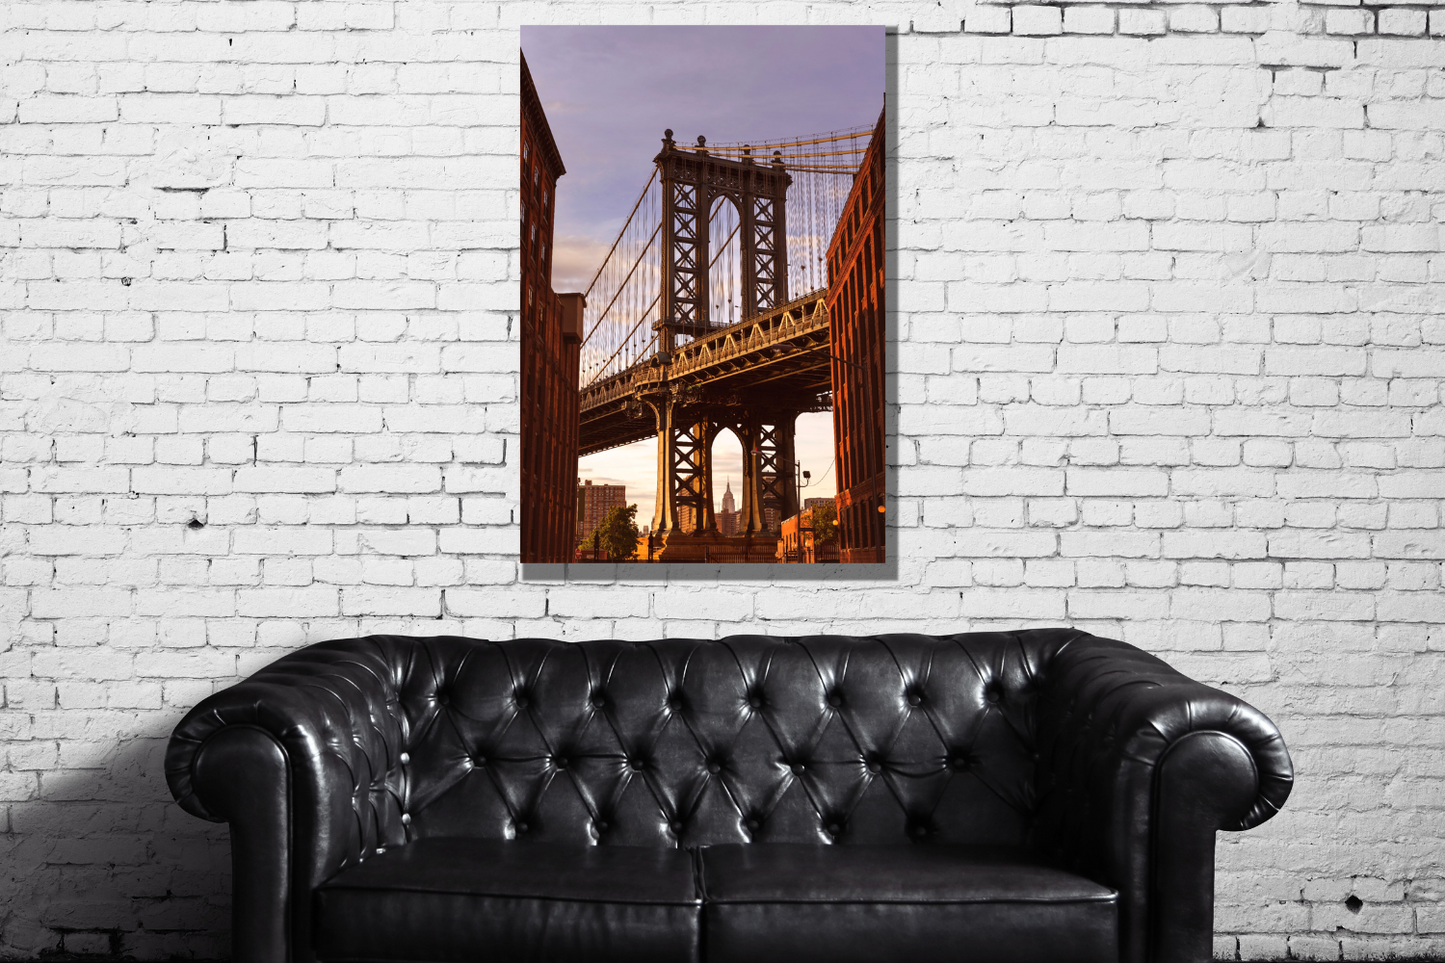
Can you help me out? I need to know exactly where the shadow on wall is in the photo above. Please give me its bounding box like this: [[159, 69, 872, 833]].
[[1, 726, 230, 959]]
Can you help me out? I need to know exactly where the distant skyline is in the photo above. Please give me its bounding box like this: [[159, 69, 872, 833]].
[[523, 26, 883, 527]]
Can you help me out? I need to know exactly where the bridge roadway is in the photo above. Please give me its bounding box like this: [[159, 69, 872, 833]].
[[578, 289, 833, 457]]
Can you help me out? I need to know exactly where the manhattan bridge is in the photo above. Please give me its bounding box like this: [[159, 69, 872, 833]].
[[573, 117, 884, 562]]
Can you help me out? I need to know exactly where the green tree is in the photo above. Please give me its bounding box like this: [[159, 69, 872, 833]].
[[592, 503, 642, 561], [811, 502, 839, 545]]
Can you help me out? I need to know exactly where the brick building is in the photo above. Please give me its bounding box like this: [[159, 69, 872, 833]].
[[826, 107, 886, 563], [777, 506, 841, 564], [520, 52, 584, 563], [576, 479, 626, 545]]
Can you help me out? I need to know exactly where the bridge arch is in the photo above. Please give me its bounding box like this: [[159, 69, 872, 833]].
[[708, 194, 744, 329], [708, 425, 745, 531]]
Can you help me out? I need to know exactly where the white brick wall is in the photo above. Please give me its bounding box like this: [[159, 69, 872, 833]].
[[0, 0, 1442, 958]]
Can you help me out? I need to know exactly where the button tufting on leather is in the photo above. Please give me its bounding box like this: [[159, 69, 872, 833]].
[[400, 813, 411, 825], [595, 820, 609, 833], [436, 692, 450, 706], [669, 820, 683, 834], [826, 821, 842, 836], [514, 820, 529, 833], [398, 752, 409, 765], [273, 634, 1101, 853], [986, 686, 1002, 704]]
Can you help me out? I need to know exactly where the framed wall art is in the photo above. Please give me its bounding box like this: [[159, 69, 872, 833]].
[[520, 26, 885, 565]]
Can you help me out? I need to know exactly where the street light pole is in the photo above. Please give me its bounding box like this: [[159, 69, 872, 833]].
[[794, 461, 812, 563]]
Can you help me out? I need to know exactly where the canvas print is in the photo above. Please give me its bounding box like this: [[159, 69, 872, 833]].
[[520, 26, 885, 564]]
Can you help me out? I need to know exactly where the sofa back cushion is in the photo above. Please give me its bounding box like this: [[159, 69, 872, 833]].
[[390, 632, 1070, 849]]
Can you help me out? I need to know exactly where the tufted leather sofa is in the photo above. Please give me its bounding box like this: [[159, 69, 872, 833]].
[[166, 629, 1292, 963]]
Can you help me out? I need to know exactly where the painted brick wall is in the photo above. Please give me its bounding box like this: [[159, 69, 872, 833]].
[[1, 0, 1442, 958]]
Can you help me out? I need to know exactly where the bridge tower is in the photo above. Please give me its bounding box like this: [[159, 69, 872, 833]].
[[643, 131, 802, 544], [655, 129, 790, 335]]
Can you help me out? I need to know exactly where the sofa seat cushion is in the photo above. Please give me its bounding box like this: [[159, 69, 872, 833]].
[[699, 844, 1117, 963], [314, 838, 701, 963]]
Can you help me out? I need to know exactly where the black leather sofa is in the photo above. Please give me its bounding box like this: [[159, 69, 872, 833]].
[[166, 629, 1292, 963]]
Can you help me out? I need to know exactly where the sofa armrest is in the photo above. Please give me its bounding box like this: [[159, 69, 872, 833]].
[[1031, 633, 1293, 963], [165, 637, 413, 963]]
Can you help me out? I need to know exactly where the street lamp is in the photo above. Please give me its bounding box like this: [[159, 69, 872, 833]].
[[790, 462, 815, 563], [801, 469, 812, 563]]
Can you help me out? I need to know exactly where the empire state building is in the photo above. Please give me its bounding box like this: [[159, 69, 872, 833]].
[[717, 478, 740, 537]]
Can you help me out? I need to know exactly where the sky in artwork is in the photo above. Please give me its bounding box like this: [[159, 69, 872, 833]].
[[522, 25, 884, 529]]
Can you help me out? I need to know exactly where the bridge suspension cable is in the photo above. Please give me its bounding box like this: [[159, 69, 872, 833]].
[[783, 153, 857, 299], [707, 125, 875, 153], [583, 168, 657, 299], [578, 170, 664, 389], [708, 123, 873, 303], [580, 220, 661, 348]]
